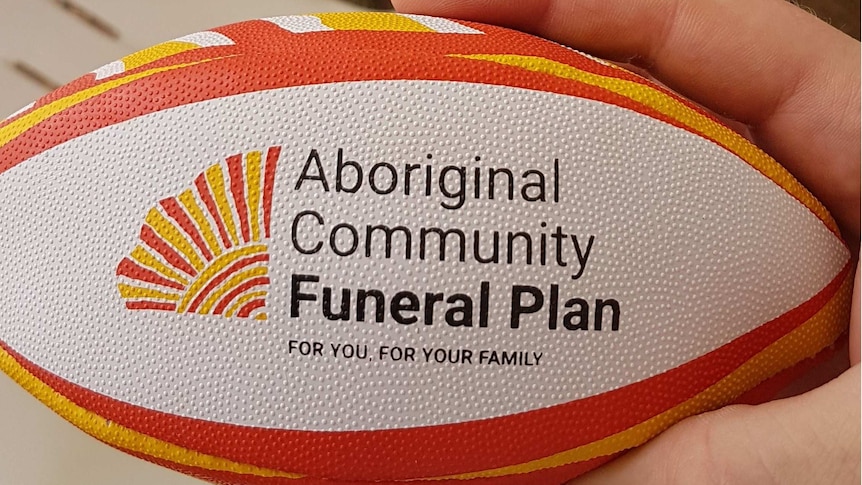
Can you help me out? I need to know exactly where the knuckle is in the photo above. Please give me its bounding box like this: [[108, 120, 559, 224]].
[[655, 411, 736, 485]]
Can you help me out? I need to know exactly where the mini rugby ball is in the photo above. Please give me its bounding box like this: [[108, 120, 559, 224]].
[[0, 11, 852, 485]]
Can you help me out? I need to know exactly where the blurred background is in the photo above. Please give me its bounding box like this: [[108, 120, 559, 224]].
[[0, 0, 857, 117], [0, 1, 857, 484]]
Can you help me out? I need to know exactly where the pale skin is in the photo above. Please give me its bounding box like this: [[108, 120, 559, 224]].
[[389, 1, 862, 483]]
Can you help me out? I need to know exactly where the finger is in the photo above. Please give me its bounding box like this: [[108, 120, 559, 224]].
[[568, 365, 861, 485], [392, 0, 861, 241], [851, 258, 860, 365]]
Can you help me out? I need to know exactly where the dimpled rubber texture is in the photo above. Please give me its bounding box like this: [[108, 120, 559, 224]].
[[0, 11, 853, 485]]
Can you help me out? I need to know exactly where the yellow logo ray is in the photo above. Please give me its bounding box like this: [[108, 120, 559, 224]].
[[196, 267, 268, 315], [145, 208, 205, 272], [176, 244, 267, 313], [130, 246, 190, 286], [245, 151, 263, 243], [117, 284, 180, 302], [178, 189, 223, 258], [225, 290, 268, 318], [205, 164, 240, 246]]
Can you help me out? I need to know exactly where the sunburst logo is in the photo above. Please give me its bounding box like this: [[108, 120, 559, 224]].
[[116, 147, 280, 321]]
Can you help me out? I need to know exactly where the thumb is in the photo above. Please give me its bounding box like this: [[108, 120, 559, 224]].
[[569, 365, 860, 485]]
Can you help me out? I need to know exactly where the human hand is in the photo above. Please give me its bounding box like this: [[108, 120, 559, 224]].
[[390, 1, 861, 483]]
